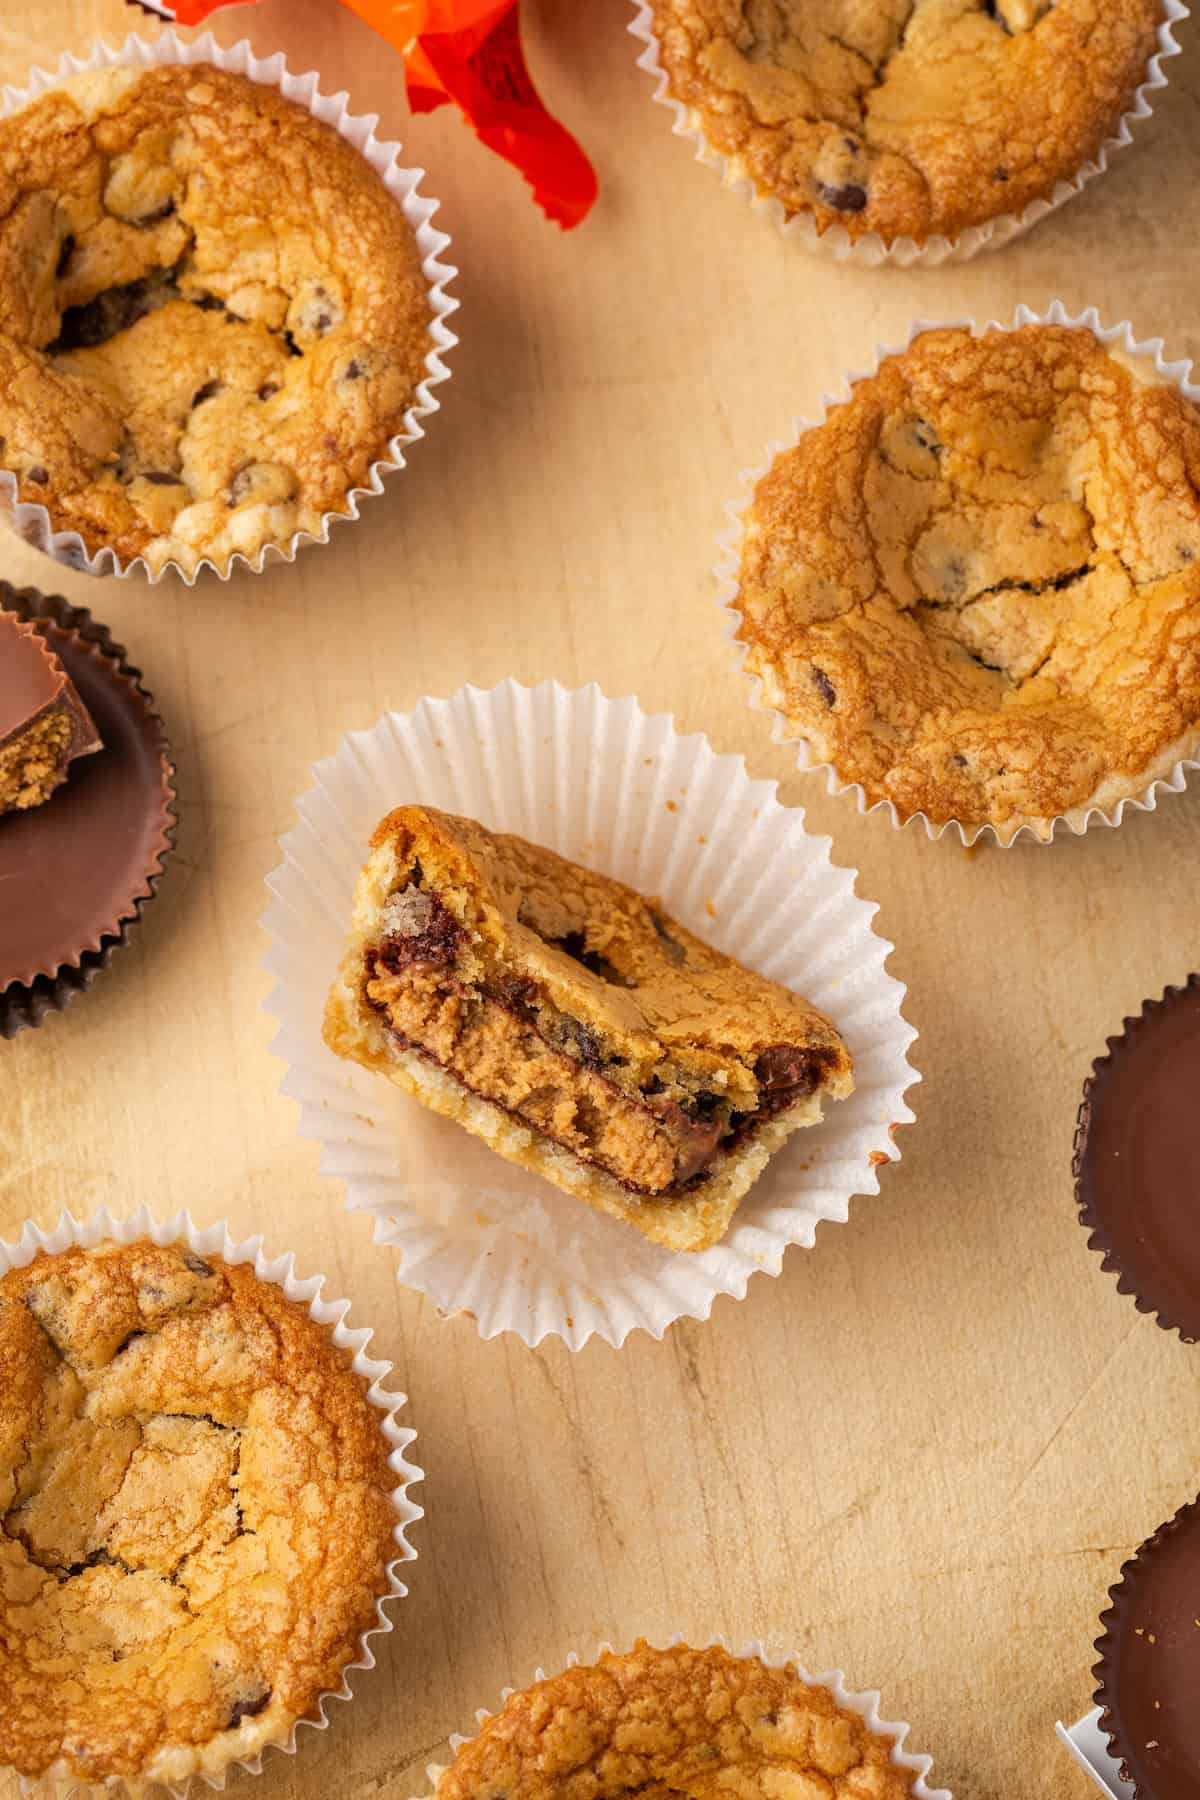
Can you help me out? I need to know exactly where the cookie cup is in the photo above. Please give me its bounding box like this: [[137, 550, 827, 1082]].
[[408, 1637, 949, 1799], [717, 300, 1200, 848], [629, 1, 1187, 267], [263, 679, 917, 1351], [0, 1203, 423, 1799], [0, 30, 458, 585]]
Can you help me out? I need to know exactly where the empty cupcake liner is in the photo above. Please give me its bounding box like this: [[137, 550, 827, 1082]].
[[0, 30, 458, 585], [716, 299, 1200, 848], [628, 0, 1188, 267], [0, 1202, 423, 1800], [262, 678, 918, 1351], [408, 1635, 950, 1798], [0, 582, 176, 1038]]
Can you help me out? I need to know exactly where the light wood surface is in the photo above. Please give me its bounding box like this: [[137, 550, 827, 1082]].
[[3, 3, 1200, 1796]]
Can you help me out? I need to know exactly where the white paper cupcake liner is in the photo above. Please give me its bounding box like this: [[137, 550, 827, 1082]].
[[262, 678, 918, 1351], [0, 1203, 423, 1799], [629, 0, 1188, 267], [1056, 1710, 1133, 1797], [717, 299, 1200, 848], [409, 1636, 950, 1799], [0, 30, 458, 585]]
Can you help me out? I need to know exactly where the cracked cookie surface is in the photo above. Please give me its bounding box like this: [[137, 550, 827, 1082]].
[[734, 324, 1200, 836], [0, 65, 432, 573], [0, 1239, 397, 1786], [648, 0, 1163, 243], [436, 1641, 917, 1798]]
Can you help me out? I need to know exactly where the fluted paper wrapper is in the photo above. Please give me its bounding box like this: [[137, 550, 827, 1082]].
[[1055, 1710, 1134, 1798], [0, 31, 458, 585], [717, 301, 1200, 847], [628, 0, 1187, 267], [263, 679, 918, 1350], [409, 1637, 950, 1799], [0, 1204, 423, 1799]]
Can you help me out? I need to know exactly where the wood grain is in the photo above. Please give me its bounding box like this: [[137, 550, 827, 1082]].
[[2, 3, 1199, 1797]]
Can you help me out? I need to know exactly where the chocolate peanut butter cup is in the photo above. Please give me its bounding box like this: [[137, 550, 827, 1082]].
[[1094, 1496, 1200, 1798], [1075, 977, 1200, 1339], [0, 582, 175, 1037], [0, 606, 101, 812]]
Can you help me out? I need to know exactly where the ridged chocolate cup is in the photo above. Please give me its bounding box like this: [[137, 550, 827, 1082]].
[[0, 582, 176, 1037], [1074, 976, 1200, 1340], [1094, 1495, 1200, 1798]]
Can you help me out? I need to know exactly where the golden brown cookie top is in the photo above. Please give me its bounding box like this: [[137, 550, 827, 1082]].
[[0, 64, 432, 573], [363, 805, 851, 1098], [734, 324, 1200, 836], [437, 1642, 916, 1799], [0, 1238, 398, 1785], [649, 0, 1163, 243]]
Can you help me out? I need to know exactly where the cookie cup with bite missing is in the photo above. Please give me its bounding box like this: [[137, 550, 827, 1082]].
[[265, 679, 918, 1349]]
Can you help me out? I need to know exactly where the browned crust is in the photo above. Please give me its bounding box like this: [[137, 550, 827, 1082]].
[[649, 0, 1163, 244], [734, 324, 1200, 833], [436, 1641, 917, 1798], [0, 64, 431, 571], [0, 1239, 397, 1783]]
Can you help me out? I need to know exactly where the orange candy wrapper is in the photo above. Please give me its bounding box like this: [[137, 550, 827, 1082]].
[[132, 0, 597, 228]]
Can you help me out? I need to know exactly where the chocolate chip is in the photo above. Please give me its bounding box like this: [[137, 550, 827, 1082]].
[[26, 466, 48, 485], [56, 234, 76, 278], [950, 751, 968, 770], [649, 910, 686, 966], [566, 1019, 606, 1071], [141, 471, 180, 486], [342, 359, 363, 381], [812, 666, 836, 708], [409, 859, 425, 888], [51, 269, 173, 352], [136, 199, 176, 227], [843, 137, 859, 155], [993, 166, 1010, 182], [754, 1043, 832, 1107], [556, 931, 628, 986], [192, 379, 222, 406], [1180, 545, 1195, 563], [816, 180, 867, 214], [257, 381, 280, 400], [495, 975, 540, 1019], [182, 1253, 214, 1278], [283, 330, 302, 357], [226, 1687, 271, 1730], [376, 890, 465, 972], [314, 311, 332, 334]]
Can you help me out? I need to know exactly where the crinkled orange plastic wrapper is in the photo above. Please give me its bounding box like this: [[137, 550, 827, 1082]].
[[146, 0, 597, 228]]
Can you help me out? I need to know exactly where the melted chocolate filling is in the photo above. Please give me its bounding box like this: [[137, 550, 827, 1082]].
[[365, 884, 836, 1198]]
